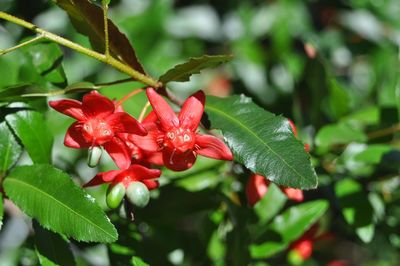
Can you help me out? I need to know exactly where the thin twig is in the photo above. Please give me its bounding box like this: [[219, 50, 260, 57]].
[[0, 11, 159, 87], [0, 35, 44, 55]]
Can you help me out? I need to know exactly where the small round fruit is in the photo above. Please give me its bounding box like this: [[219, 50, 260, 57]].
[[87, 146, 102, 168], [106, 183, 126, 209], [126, 181, 150, 208]]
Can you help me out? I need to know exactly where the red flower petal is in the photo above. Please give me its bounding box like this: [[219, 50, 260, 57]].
[[246, 174, 269, 206], [293, 239, 313, 260], [281, 187, 304, 202], [49, 99, 85, 121], [142, 111, 158, 123], [83, 170, 120, 187], [82, 91, 115, 118], [146, 87, 179, 131], [127, 164, 161, 180], [143, 151, 163, 166], [195, 134, 233, 160], [106, 112, 147, 135], [142, 180, 159, 190], [288, 119, 298, 137], [64, 122, 91, 148], [130, 123, 161, 152], [163, 148, 196, 171], [113, 164, 161, 187], [178, 90, 205, 131], [103, 137, 131, 169]]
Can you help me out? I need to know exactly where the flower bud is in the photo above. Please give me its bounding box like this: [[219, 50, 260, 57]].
[[126, 181, 150, 208], [106, 183, 126, 209], [87, 146, 103, 168]]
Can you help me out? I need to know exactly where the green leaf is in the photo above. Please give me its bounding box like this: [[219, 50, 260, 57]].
[[159, 55, 233, 84], [335, 179, 375, 243], [0, 84, 46, 102], [53, 0, 145, 74], [354, 144, 392, 164], [3, 165, 118, 243], [131, 256, 150, 266], [205, 95, 317, 189], [21, 40, 67, 87], [270, 200, 328, 242], [250, 200, 328, 259], [33, 221, 76, 266], [253, 183, 287, 224], [0, 122, 21, 175], [6, 111, 53, 164], [315, 122, 367, 148]]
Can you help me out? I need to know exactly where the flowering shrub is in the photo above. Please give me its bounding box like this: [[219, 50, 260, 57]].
[[0, 0, 399, 265]]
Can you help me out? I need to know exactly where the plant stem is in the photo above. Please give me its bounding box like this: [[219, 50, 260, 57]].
[[0, 11, 159, 88], [367, 123, 400, 140], [138, 101, 151, 122], [0, 35, 44, 55], [103, 2, 110, 57], [115, 88, 143, 107]]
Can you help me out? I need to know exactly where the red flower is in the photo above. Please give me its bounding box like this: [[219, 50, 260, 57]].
[[49, 91, 147, 169], [135, 87, 233, 171], [246, 174, 304, 206], [84, 164, 161, 190]]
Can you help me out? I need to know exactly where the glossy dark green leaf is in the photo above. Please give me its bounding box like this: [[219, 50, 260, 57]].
[[250, 200, 328, 259], [21, 40, 67, 87], [3, 165, 118, 242], [53, 0, 145, 74], [0, 122, 21, 175], [6, 111, 53, 164], [33, 221, 76, 266], [159, 55, 233, 84], [335, 179, 375, 243], [315, 122, 367, 148], [205, 95, 317, 189]]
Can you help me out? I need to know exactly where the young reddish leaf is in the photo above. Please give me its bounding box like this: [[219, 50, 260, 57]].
[[53, 0, 146, 74]]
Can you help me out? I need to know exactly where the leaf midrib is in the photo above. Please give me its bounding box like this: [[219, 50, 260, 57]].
[[1, 134, 12, 173], [205, 104, 312, 186], [6, 177, 115, 241]]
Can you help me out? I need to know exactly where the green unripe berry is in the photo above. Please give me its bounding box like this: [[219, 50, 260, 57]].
[[87, 146, 102, 168], [106, 183, 126, 209], [287, 250, 304, 266], [126, 182, 150, 208]]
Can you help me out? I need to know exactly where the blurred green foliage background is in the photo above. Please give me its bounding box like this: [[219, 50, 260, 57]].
[[1, 0, 400, 265]]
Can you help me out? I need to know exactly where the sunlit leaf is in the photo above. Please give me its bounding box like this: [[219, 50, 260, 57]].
[[205, 95, 317, 189], [4, 165, 118, 242], [6, 111, 53, 164]]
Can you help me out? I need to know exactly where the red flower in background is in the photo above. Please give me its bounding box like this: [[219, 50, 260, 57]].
[[84, 164, 161, 190], [289, 224, 333, 261], [246, 174, 304, 206], [133, 87, 233, 171], [49, 91, 147, 169]]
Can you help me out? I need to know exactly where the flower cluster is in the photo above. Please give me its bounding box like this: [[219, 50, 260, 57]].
[[49, 88, 233, 208], [245, 120, 308, 206]]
